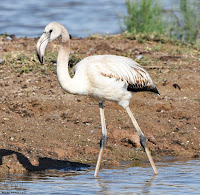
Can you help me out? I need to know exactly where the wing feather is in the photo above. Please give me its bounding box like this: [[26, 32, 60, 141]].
[[75, 55, 159, 94], [94, 55, 158, 93]]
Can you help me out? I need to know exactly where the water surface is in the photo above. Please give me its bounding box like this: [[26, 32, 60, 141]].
[[0, 0, 126, 37], [0, 0, 179, 38], [0, 159, 199, 194]]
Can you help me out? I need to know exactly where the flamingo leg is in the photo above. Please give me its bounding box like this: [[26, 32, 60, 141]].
[[94, 102, 107, 177], [125, 106, 158, 174]]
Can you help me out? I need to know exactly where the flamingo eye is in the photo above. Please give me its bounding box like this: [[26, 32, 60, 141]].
[[49, 29, 53, 33]]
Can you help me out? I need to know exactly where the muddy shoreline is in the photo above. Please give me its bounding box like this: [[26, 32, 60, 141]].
[[0, 35, 199, 175]]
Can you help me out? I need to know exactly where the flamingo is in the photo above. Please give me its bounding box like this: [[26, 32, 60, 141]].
[[36, 22, 159, 177]]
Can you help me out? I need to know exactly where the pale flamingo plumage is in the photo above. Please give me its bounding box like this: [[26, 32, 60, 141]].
[[36, 22, 159, 177]]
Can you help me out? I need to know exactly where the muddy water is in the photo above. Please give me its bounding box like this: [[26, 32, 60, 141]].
[[0, 159, 199, 194]]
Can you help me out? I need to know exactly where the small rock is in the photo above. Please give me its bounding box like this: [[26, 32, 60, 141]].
[[0, 58, 3, 64], [136, 54, 143, 60], [10, 137, 14, 141], [6, 36, 12, 41], [162, 78, 168, 86], [193, 154, 199, 158], [164, 96, 168, 100], [22, 138, 26, 141]]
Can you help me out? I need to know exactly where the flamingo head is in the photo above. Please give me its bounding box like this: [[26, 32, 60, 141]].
[[36, 22, 70, 63]]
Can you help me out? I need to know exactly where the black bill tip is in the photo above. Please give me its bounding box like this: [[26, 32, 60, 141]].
[[36, 51, 43, 64]]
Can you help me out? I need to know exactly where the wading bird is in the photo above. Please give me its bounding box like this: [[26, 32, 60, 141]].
[[36, 22, 159, 177]]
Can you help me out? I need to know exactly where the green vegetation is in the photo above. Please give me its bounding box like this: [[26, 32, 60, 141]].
[[122, 31, 170, 43], [169, 0, 200, 43], [123, 0, 200, 43], [3, 52, 54, 74], [2, 52, 82, 76], [124, 0, 165, 35]]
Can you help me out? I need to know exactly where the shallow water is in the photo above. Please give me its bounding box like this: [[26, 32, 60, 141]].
[[0, 0, 127, 38], [0, 159, 199, 194], [0, 0, 178, 38]]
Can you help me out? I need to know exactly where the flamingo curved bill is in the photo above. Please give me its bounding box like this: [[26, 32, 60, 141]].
[[36, 33, 49, 64]]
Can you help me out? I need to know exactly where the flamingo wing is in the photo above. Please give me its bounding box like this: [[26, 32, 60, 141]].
[[90, 55, 160, 94]]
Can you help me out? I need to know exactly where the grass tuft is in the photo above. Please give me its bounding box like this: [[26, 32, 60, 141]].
[[123, 0, 166, 35], [122, 0, 200, 43], [2, 52, 82, 76]]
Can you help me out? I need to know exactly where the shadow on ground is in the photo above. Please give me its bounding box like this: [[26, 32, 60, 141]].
[[0, 149, 90, 172]]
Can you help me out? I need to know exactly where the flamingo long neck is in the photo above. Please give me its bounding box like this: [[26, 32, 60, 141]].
[[57, 40, 79, 94], [56, 40, 70, 91], [56, 27, 89, 95]]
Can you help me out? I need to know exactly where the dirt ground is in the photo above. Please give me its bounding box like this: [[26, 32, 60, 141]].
[[0, 34, 199, 175]]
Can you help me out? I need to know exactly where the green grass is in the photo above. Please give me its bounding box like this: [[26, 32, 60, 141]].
[[153, 43, 164, 52], [122, 0, 200, 44], [137, 55, 154, 67], [169, 0, 200, 43], [3, 52, 54, 74], [123, 0, 166, 35], [2, 52, 82, 76], [122, 32, 170, 43]]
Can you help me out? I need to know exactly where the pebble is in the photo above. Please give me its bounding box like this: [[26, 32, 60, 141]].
[[6, 36, 12, 41], [0, 58, 3, 64], [26, 79, 34, 83], [136, 54, 143, 60], [10, 137, 14, 141], [162, 78, 167, 86], [164, 96, 168, 100]]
